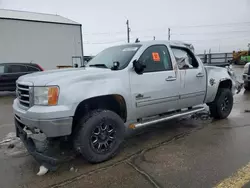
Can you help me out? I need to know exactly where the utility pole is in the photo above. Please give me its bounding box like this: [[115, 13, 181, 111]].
[[126, 20, 131, 43], [168, 28, 171, 41]]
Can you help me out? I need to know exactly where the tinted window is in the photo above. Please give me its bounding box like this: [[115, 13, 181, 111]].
[[0, 65, 4, 74], [27, 66, 39, 72], [6, 65, 28, 73], [87, 44, 141, 69], [139, 45, 172, 73], [171, 48, 199, 69]]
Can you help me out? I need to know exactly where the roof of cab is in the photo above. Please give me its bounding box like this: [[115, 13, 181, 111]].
[[129, 40, 195, 52], [0, 9, 80, 26], [0, 62, 39, 65], [135, 40, 192, 47]]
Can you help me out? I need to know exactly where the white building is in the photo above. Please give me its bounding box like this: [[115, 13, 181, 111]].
[[0, 9, 83, 70]]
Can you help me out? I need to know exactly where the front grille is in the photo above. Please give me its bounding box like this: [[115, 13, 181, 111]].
[[17, 84, 30, 107]]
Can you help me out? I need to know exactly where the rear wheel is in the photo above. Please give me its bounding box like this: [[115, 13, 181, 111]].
[[73, 109, 125, 163], [209, 88, 233, 119]]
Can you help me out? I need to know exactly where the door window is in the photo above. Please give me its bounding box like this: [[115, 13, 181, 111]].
[[171, 48, 199, 70], [6, 65, 28, 73], [139, 45, 172, 73]]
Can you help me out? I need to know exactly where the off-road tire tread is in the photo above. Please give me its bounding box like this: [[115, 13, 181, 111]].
[[244, 85, 250, 91], [73, 109, 125, 163], [209, 88, 233, 119]]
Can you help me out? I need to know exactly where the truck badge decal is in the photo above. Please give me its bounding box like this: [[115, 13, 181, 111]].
[[135, 94, 151, 100], [136, 94, 144, 99], [210, 78, 215, 86]]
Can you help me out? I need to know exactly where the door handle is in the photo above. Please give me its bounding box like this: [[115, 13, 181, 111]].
[[196, 73, 204, 77], [165, 76, 177, 81]]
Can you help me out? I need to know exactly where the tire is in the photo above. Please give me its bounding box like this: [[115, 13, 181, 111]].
[[244, 82, 250, 91], [73, 109, 125, 163], [209, 88, 233, 119], [244, 86, 250, 91]]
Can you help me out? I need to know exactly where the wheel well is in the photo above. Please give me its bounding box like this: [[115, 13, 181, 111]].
[[218, 79, 232, 90], [207, 79, 233, 106], [73, 95, 127, 130]]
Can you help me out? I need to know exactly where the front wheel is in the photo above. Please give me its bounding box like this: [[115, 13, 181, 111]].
[[73, 109, 125, 163], [209, 88, 233, 119], [244, 82, 250, 91]]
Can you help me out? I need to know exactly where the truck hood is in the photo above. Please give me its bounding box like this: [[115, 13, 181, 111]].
[[17, 67, 112, 86]]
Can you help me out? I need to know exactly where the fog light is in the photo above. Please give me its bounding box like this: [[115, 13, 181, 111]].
[[129, 124, 136, 129], [33, 128, 43, 134]]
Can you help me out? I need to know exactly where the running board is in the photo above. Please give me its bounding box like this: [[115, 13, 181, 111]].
[[129, 106, 205, 129]]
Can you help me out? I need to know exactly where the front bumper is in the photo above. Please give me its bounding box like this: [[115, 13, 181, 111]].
[[15, 119, 74, 169], [13, 99, 73, 137], [13, 98, 75, 169]]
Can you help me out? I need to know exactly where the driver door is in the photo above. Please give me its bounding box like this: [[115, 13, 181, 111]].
[[130, 45, 180, 119]]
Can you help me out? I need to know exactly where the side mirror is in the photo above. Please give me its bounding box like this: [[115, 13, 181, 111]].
[[133, 60, 146, 74], [111, 61, 120, 70]]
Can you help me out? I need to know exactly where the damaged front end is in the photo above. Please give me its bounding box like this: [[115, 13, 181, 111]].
[[226, 65, 243, 94], [15, 118, 75, 171]]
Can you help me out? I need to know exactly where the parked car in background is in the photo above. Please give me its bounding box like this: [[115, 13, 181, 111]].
[[243, 62, 250, 90], [0, 63, 43, 91]]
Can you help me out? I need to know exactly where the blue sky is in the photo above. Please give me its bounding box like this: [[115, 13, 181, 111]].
[[1, 0, 250, 55]]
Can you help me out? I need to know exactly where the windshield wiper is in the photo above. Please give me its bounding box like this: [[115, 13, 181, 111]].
[[89, 64, 108, 68]]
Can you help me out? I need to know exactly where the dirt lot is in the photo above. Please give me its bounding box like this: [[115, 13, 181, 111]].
[[0, 66, 250, 188]]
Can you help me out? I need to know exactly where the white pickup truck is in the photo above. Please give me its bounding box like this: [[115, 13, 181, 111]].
[[13, 40, 241, 170], [243, 62, 250, 90]]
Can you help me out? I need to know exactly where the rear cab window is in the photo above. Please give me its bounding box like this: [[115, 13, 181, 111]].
[[171, 47, 199, 70]]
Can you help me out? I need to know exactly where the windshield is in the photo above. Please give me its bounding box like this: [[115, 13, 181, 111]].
[[87, 44, 141, 70]]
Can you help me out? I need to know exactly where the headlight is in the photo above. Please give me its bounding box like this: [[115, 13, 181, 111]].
[[34, 86, 59, 106]]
